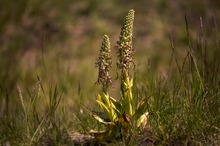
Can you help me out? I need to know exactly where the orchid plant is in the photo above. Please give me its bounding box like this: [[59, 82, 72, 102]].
[[90, 9, 149, 141]]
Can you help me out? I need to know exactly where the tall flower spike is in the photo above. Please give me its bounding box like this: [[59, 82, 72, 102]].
[[117, 9, 135, 78], [96, 35, 112, 93]]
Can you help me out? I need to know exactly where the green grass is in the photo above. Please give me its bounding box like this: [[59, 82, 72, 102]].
[[1, 1, 220, 145]]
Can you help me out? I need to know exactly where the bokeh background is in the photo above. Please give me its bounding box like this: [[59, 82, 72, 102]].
[[1, 0, 220, 113]]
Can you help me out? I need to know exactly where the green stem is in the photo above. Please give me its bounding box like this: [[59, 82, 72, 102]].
[[121, 71, 133, 116]]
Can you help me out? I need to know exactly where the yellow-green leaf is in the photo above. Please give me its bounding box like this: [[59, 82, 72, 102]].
[[137, 112, 149, 128], [101, 93, 110, 108], [96, 100, 113, 121], [92, 114, 113, 124], [89, 130, 108, 141]]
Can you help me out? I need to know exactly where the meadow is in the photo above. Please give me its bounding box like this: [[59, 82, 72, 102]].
[[0, 0, 220, 145]]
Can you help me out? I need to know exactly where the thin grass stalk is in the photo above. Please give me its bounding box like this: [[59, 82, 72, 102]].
[[185, 15, 204, 91], [17, 85, 31, 138]]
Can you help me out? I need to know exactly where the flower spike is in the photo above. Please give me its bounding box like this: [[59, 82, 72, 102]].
[[96, 35, 112, 93], [117, 9, 135, 78]]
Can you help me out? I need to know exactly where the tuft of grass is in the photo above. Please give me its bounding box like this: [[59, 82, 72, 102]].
[[0, 78, 72, 145], [139, 15, 220, 145]]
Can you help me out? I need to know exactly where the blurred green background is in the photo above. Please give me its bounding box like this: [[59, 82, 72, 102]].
[[0, 0, 220, 112]]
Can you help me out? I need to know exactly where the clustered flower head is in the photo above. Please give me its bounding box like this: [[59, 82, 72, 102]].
[[116, 9, 135, 78], [96, 35, 112, 91]]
